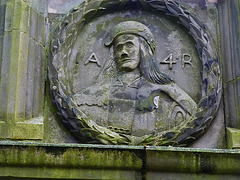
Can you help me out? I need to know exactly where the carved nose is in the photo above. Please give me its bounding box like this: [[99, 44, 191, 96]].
[[121, 48, 128, 58]]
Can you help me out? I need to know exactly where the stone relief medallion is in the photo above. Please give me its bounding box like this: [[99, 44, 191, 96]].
[[48, 0, 222, 146]]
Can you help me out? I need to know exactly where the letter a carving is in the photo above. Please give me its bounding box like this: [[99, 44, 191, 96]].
[[85, 53, 101, 67]]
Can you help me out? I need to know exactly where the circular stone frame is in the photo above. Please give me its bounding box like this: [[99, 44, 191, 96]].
[[48, 0, 222, 146]]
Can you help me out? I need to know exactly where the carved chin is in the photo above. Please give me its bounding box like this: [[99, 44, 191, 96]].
[[119, 62, 139, 71]]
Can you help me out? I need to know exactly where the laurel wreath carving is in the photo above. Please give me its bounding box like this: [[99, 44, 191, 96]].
[[48, 0, 222, 146]]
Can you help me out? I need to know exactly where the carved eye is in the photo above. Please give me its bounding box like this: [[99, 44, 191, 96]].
[[126, 42, 134, 48], [116, 45, 122, 52]]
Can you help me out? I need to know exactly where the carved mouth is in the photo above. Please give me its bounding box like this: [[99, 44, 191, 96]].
[[121, 58, 131, 63]]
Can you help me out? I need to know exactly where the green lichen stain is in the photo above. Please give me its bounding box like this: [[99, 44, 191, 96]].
[[227, 76, 240, 84], [61, 148, 142, 169], [227, 127, 240, 149], [0, 145, 142, 170], [96, 23, 103, 33], [13, 1, 22, 30], [0, 142, 239, 178], [147, 146, 240, 175]]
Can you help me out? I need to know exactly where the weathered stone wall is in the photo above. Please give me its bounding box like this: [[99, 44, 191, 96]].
[[0, 0, 237, 148], [0, 0, 240, 179]]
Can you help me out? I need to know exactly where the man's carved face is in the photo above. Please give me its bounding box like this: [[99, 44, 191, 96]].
[[114, 34, 140, 71]]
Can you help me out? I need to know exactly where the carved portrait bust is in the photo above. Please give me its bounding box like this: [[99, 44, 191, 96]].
[[49, 0, 221, 146], [73, 21, 197, 136]]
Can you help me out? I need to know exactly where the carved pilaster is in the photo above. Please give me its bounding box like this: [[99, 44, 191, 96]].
[[0, 0, 47, 140], [219, 0, 240, 129]]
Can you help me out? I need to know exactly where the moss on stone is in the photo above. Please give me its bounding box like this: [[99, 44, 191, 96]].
[[0, 142, 239, 179], [227, 127, 240, 149]]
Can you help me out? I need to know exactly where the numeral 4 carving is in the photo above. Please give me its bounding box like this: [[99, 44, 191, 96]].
[[160, 53, 193, 69]]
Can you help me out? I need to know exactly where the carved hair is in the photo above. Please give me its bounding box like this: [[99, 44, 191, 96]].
[[139, 37, 173, 84]]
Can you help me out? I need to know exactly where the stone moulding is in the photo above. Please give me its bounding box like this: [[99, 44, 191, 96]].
[[0, 142, 239, 179], [48, 0, 222, 146]]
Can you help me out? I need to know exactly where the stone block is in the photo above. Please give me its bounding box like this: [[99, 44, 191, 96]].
[[0, 29, 43, 122], [12, 117, 43, 139], [0, 117, 43, 140], [16, 31, 29, 121], [146, 146, 240, 174], [19, 1, 30, 33], [29, 0, 48, 17], [6, 30, 21, 121], [0, 122, 8, 138], [227, 127, 240, 149], [0, 32, 11, 121], [218, 0, 234, 83], [219, 0, 240, 82], [230, 0, 240, 80], [146, 172, 239, 179], [37, 13, 46, 45], [32, 45, 45, 118], [25, 38, 36, 120], [0, 143, 143, 179], [4, 0, 15, 32], [3, 0, 30, 33], [29, 7, 38, 40], [224, 79, 240, 128], [0, 4, 6, 35], [0, 0, 7, 6], [0, 36, 3, 74], [12, 0, 22, 31]]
